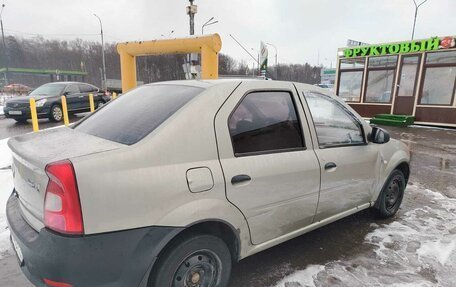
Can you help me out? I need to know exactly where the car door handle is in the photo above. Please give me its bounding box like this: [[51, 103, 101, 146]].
[[231, 174, 251, 185], [324, 162, 337, 171]]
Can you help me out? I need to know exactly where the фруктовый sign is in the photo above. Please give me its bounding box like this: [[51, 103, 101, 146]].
[[343, 36, 456, 58]]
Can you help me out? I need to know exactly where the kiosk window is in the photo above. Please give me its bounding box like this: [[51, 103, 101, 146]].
[[364, 56, 398, 103], [419, 51, 456, 105], [338, 58, 366, 102]]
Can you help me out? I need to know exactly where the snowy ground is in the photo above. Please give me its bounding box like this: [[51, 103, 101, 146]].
[[0, 138, 13, 259], [274, 183, 456, 287]]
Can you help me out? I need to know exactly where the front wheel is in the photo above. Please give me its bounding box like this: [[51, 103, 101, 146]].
[[374, 169, 406, 218], [149, 234, 232, 287], [48, 104, 63, 122]]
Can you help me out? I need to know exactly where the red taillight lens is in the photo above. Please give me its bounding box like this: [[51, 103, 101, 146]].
[[44, 160, 84, 235], [43, 278, 74, 287]]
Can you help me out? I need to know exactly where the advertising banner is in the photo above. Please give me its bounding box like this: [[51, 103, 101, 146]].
[[260, 41, 268, 76]]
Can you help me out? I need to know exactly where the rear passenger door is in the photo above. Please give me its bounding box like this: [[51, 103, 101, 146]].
[[63, 84, 81, 111], [78, 84, 99, 109], [215, 81, 320, 245], [297, 85, 379, 221]]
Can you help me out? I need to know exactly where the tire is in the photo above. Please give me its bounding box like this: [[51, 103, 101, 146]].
[[149, 234, 232, 287], [49, 104, 63, 122], [374, 169, 406, 218]]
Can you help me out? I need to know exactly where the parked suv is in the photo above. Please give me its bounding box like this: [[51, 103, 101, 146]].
[[6, 80, 410, 287], [4, 81, 107, 122]]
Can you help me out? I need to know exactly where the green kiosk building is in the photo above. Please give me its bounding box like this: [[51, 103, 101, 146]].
[[335, 36, 456, 127]]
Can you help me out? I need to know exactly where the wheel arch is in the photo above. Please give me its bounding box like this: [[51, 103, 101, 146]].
[[373, 159, 410, 206], [145, 219, 242, 287], [395, 161, 410, 184], [180, 219, 241, 261]]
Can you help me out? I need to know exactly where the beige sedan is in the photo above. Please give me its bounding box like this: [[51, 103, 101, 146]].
[[7, 80, 409, 287]]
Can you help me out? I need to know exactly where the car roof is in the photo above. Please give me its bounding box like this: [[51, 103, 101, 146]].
[[43, 82, 96, 86], [144, 79, 318, 90]]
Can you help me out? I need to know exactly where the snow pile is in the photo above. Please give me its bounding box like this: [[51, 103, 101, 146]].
[[275, 184, 456, 287], [0, 106, 4, 116], [0, 138, 12, 259]]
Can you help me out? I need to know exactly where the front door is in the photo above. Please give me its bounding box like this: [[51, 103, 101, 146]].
[[299, 89, 379, 221], [393, 55, 421, 115], [215, 81, 320, 245]]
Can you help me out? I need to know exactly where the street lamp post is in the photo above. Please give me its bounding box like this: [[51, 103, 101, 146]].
[[266, 42, 278, 79], [202, 17, 218, 35], [251, 48, 260, 76], [265, 43, 277, 67], [161, 30, 175, 38], [411, 0, 429, 40], [0, 4, 8, 85], [93, 14, 107, 91]]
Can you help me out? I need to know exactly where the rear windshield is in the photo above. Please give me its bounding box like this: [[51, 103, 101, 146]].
[[74, 84, 204, 145]]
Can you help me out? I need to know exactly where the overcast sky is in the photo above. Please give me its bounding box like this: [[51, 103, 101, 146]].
[[2, 0, 455, 68]]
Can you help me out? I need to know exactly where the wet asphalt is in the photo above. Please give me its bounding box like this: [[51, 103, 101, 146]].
[[0, 122, 455, 287], [0, 114, 88, 140]]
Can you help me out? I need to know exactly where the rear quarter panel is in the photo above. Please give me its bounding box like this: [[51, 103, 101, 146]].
[[70, 82, 251, 250]]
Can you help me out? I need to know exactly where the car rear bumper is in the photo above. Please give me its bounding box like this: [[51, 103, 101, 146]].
[[6, 191, 183, 287]]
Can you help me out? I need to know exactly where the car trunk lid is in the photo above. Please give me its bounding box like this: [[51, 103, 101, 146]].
[[8, 127, 124, 231]]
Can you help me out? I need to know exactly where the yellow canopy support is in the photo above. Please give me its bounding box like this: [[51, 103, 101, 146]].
[[117, 33, 222, 92]]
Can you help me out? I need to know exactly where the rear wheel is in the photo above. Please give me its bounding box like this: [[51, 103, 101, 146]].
[[149, 234, 232, 287], [49, 104, 63, 122], [374, 169, 406, 218]]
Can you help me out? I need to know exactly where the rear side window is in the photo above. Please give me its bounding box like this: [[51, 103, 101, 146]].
[[75, 85, 203, 145], [79, 84, 98, 93], [304, 92, 365, 148], [228, 91, 305, 156], [65, 84, 80, 95]]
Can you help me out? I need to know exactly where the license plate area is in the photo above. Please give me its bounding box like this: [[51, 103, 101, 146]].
[[10, 235, 24, 266], [9, 110, 23, 115]]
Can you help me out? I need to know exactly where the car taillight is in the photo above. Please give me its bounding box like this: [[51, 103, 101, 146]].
[[43, 278, 73, 287], [44, 160, 84, 235]]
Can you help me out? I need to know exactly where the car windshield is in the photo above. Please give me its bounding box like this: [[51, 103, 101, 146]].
[[74, 84, 204, 145], [30, 84, 66, 96]]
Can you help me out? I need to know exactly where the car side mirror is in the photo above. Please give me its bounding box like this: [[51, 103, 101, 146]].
[[370, 126, 390, 144], [63, 91, 70, 96]]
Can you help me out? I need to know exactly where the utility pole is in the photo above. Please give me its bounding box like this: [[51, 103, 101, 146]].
[[251, 48, 260, 76], [0, 4, 8, 85], [187, 0, 197, 35], [94, 14, 106, 91], [186, 1, 198, 79], [266, 43, 277, 67], [266, 43, 278, 79], [411, 0, 429, 40]]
